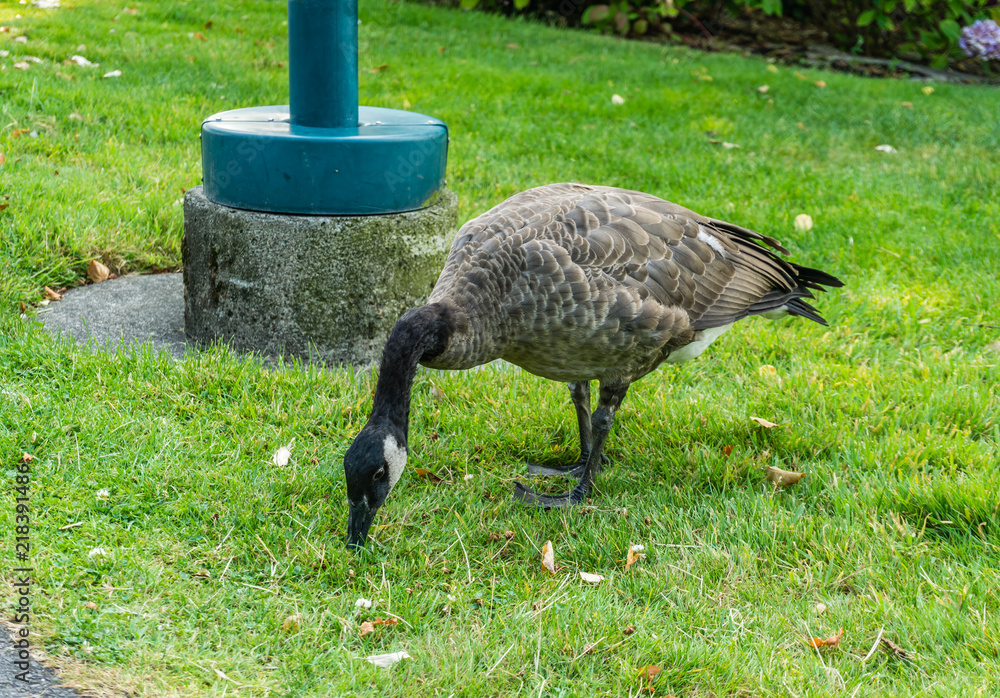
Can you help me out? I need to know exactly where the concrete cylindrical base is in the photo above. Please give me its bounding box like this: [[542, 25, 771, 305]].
[[182, 186, 458, 366]]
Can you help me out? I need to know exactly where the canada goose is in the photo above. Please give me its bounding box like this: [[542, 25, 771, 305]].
[[344, 183, 842, 549]]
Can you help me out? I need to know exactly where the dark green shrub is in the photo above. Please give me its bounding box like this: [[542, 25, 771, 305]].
[[447, 0, 1000, 69]]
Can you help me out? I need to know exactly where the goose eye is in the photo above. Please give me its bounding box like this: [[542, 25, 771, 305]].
[[374, 468, 387, 480]]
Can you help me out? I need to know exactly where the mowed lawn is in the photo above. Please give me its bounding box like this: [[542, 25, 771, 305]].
[[1, 0, 999, 696]]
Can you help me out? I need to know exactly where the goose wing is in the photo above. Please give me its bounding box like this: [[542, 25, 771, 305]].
[[438, 183, 837, 330]]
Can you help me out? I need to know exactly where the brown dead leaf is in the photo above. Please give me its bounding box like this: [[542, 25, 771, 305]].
[[21, 453, 34, 463], [623, 623, 636, 635], [637, 665, 661, 691], [205, 21, 214, 29], [541, 540, 556, 574], [370, 64, 389, 73], [721, 445, 734, 457], [797, 122, 808, 131], [360, 617, 399, 637], [810, 627, 843, 648], [0, 153, 5, 165], [765, 465, 806, 487], [193, 32, 206, 41], [814, 80, 827, 88], [88, 259, 111, 283], [12, 129, 29, 138], [413, 467, 442, 483], [0, 204, 8, 211], [281, 613, 301, 632], [506, 43, 519, 49], [750, 416, 778, 428], [124, 7, 138, 14], [84, 601, 98, 610], [43, 286, 63, 301], [900, 101, 913, 109], [880, 636, 911, 660], [625, 544, 645, 572]]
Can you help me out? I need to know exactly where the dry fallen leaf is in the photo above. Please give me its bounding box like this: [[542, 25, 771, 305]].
[[757, 84, 769, 93], [359, 621, 375, 637], [757, 364, 778, 378], [281, 614, 301, 632], [611, 93, 625, 105], [0, 153, 6, 165], [793, 71, 809, 80], [815, 602, 828, 615], [637, 665, 661, 691], [722, 445, 734, 457], [922, 86, 934, 95], [370, 64, 389, 73], [579, 571, 605, 584], [43, 286, 63, 301], [84, 601, 98, 610], [750, 416, 778, 428], [986, 341, 1000, 353], [541, 540, 556, 574], [413, 467, 443, 483], [900, 101, 913, 109], [766, 465, 806, 487], [22, 453, 34, 463], [880, 636, 911, 660], [623, 623, 636, 635], [506, 43, 519, 49], [366, 651, 411, 668], [272, 442, 292, 467], [810, 627, 844, 649], [625, 544, 645, 572], [767, 64, 779, 73], [429, 382, 446, 401], [814, 80, 827, 88], [87, 259, 111, 283], [794, 213, 814, 232], [875, 144, 897, 153]]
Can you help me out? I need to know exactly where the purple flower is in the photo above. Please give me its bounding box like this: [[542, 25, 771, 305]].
[[959, 19, 1000, 61]]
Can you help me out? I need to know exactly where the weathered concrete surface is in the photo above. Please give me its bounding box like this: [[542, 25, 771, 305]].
[[39, 274, 188, 359], [183, 186, 458, 366]]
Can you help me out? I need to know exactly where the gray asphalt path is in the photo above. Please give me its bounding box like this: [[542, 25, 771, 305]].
[[1, 639, 82, 698]]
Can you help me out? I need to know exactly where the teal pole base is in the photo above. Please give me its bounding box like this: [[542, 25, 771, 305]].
[[201, 106, 448, 215]]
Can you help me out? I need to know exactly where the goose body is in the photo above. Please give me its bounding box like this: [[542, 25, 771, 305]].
[[344, 183, 843, 549]]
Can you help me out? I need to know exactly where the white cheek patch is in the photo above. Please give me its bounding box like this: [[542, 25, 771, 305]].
[[383, 435, 407, 491], [697, 227, 727, 256]]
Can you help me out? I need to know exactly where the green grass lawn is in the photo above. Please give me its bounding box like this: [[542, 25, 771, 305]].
[[2, 0, 999, 696]]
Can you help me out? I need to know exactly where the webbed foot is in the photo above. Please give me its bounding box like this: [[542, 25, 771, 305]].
[[525, 461, 586, 479], [512, 481, 587, 508]]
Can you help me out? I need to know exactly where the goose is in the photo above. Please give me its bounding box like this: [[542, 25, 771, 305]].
[[343, 183, 842, 549]]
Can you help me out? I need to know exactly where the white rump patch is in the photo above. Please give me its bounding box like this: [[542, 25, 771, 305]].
[[665, 323, 734, 364], [383, 435, 407, 490], [697, 227, 727, 256]]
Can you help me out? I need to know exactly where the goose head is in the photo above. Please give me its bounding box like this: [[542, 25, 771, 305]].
[[344, 424, 407, 550]]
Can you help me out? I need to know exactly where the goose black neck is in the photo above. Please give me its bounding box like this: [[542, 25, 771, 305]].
[[369, 303, 453, 437]]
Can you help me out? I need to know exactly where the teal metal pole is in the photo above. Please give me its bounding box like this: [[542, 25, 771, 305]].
[[288, 0, 358, 129]]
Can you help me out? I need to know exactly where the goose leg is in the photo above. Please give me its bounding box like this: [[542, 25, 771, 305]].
[[514, 381, 629, 508], [526, 381, 593, 479]]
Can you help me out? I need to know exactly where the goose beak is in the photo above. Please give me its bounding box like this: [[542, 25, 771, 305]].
[[346, 500, 376, 551]]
